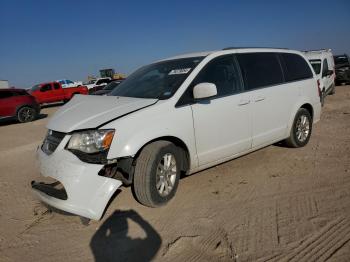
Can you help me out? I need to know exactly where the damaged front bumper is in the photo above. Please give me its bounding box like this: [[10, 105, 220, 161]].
[[31, 136, 122, 220]]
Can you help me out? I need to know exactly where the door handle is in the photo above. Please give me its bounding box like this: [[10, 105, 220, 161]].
[[238, 100, 250, 106], [254, 96, 265, 102]]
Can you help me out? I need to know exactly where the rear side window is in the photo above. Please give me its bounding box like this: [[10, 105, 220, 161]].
[[280, 53, 313, 82], [41, 84, 52, 92], [53, 83, 60, 89], [0, 91, 13, 99], [237, 53, 284, 91]]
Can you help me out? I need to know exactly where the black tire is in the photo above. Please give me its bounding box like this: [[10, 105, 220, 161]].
[[17, 106, 36, 123], [133, 141, 181, 207], [284, 108, 313, 148]]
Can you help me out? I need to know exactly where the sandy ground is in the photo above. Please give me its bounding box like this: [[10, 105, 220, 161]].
[[0, 86, 350, 262]]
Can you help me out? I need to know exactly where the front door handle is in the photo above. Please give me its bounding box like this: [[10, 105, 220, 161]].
[[238, 100, 250, 106], [254, 96, 265, 102]]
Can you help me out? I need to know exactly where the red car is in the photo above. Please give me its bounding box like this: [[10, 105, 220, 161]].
[[0, 89, 40, 123], [28, 81, 88, 104]]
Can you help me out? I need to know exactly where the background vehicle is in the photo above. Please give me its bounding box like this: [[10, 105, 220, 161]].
[[334, 54, 350, 85], [0, 80, 10, 89], [57, 79, 83, 88], [0, 89, 40, 123], [91, 80, 123, 95], [304, 49, 335, 105], [29, 81, 88, 104], [32, 48, 322, 220], [99, 68, 126, 80], [84, 77, 112, 91]]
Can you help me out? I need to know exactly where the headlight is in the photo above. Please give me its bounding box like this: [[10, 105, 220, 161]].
[[67, 129, 115, 154]]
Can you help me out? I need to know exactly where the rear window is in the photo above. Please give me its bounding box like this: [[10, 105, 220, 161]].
[[0, 91, 13, 99], [237, 53, 284, 90], [281, 53, 313, 81], [309, 59, 321, 74]]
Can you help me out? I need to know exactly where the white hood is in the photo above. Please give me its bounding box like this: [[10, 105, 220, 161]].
[[47, 95, 157, 133]]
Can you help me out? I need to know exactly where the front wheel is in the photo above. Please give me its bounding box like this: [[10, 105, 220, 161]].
[[133, 141, 181, 207], [17, 106, 36, 123], [285, 108, 312, 148]]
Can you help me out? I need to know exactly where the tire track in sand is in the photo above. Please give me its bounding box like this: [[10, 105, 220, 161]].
[[265, 217, 350, 262]]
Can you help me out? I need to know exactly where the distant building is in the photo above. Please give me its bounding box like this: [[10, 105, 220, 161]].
[[0, 80, 9, 89]]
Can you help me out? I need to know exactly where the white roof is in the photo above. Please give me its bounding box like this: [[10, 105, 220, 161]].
[[159, 47, 303, 62], [303, 49, 333, 60]]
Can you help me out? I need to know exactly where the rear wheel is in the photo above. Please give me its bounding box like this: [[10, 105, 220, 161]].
[[133, 141, 181, 207], [17, 106, 36, 123], [285, 108, 312, 148]]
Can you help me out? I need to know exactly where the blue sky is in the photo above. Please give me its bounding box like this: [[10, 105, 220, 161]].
[[1, 0, 349, 88]]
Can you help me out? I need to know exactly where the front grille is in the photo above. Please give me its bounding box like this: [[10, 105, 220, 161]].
[[42, 130, 66, 155]]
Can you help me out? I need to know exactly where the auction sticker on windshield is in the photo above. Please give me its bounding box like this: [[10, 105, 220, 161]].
[[168, 68, 191, 75]]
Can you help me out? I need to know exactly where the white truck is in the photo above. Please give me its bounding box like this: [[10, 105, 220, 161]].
[[303, 49, 335, 105], [56, 79, 83, 89], [0, 80, 9, 89], [84, 77, 112, 90]]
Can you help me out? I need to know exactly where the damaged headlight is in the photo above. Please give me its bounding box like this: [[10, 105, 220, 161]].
[[67, 129, 115, 154]]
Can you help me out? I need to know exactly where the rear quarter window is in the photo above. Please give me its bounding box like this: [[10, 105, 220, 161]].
[[280, 53, 313, 82], [237, 52, 284, 91]]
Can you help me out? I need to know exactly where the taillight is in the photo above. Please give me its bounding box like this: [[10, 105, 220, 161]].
[[317, 80, 321, 97]]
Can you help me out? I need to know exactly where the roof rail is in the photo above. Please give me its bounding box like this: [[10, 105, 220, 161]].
[[303, 49, 332, 52], [222, 46, 289, 50]]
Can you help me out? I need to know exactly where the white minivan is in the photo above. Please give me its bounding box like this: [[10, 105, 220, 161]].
[[32, 48, 321, 220], [303, 49, 336, 105]]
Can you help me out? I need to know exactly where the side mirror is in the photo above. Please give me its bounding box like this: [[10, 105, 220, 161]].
[[193, 83, 217, 100]]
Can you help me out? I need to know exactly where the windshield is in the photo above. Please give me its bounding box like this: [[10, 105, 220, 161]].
[[334, 56, 349, 65], [109, 57, 204, 99], [104, 81, 121, 90], [31, 84, 41, 91], [309, 59, 321, 74]]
